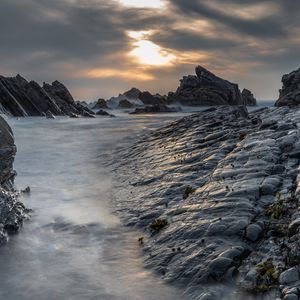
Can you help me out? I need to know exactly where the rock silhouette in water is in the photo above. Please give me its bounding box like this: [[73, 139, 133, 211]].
[[0, 74, 95, 117], [275, 67, 300, 107], [92, 98, 108, 109], [241, 88, 257, 106], [167, 65, 247, 106]]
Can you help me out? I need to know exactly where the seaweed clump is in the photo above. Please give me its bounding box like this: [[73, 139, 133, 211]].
[[265, 194, 288, 220], [253, 260, 281, 292], [183, 186, 196, 200], [149, 219, 168, 234]]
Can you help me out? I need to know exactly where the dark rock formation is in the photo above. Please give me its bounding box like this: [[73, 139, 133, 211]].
[[124, 87, 141, 99], [139, 92, 164, 106], [118, 99, 134, 108], [130, 104, 179, 114], [96, 109, 115, 117], [93, 98, 108, 109], [275, 68, 300, 107], [167, 66, 245, 106], [0, 74, 93, 117], [0, 115, 28, 242], [242, 89, 257, 106]]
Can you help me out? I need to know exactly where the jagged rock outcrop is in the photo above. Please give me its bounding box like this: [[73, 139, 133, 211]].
[[124, 87, 142, 99], [139, 91, 166, 106], [275, 68, 300, 107], [0, 74, 94, 117], [0, 115, 28, 242], [241, 88, 257, 106], [168, 66, 245, 106], [107, 88, 167, 109], [92, 98, 108, 109]]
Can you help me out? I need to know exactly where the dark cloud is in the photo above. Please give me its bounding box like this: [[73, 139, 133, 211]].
[[0, 0, 300, 100]]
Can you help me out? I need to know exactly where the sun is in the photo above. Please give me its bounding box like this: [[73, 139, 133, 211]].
[[118, 0, 165, 9], [128, 31, 175, 66]]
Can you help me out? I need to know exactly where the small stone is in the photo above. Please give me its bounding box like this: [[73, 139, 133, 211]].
[[245, 224, 262, 241], [208, 257, 233, 277], [279, 267, 299, 285], [288, 218, 300, 236], [283, 294, 298, 300]]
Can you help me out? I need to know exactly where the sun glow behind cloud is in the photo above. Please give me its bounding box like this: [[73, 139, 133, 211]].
[[128, 31, 176, 66], [118, 0, 165, 9], [82, 68, 155, 81]]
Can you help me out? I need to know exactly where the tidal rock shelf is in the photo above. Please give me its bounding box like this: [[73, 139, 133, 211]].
[[0, 115, 28, 244], [114, 106, 300, 299]]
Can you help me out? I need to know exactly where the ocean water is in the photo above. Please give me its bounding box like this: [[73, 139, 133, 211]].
[[0, 113, 189, 300]]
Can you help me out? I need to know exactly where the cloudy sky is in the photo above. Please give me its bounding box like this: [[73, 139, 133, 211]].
[[1, 0, 299, 101]]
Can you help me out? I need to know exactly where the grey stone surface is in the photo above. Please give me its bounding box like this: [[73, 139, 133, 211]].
[[279, 268, 299, 285], [114, 105, 300, 299]]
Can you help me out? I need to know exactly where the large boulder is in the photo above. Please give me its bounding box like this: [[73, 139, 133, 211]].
[[275, 68, 300, 107], [168, 65, 245, 106], [242, 89, 257, 106]]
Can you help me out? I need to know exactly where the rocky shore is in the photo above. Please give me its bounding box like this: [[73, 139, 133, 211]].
[[114, 105, 300, 299], [0, 75, 95, 117], [0, 115, 28, 244]]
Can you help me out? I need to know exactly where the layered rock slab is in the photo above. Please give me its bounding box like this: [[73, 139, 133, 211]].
[[0, 74, 93, 117], [114, 106, 300, 299]]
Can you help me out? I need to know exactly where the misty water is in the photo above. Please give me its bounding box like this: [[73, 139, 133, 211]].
[[0, 113, 189, 300]]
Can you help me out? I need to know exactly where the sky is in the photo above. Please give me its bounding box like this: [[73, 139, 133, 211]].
[[1, 0, 299, 101]]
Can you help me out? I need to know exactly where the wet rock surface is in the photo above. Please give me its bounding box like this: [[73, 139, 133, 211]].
[[114, 106, 300, 299], [0, 115, 28, 244], [0, 74, 93, 117]]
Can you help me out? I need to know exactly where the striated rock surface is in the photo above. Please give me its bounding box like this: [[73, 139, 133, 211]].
[[0, 115, 28, 242], [168, 66, 245, 106], [0, 74, 93, 117], [241, 89, 257, 106], [275, 68, 300, 107], [114, 105, 300, 299]]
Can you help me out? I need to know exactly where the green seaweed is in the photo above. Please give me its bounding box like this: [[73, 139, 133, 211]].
[[149, 219, 168, 233], [183, 186, 196, 200], [265, 194, 288, 220]]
